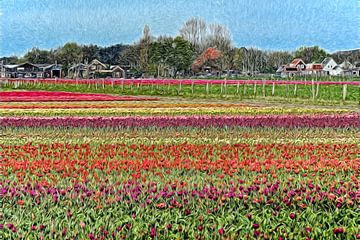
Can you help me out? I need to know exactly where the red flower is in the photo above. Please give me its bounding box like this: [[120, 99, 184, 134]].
[[289, 212, 296, 220]]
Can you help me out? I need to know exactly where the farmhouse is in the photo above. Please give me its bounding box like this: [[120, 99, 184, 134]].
[[277, 58, 307, 77], [304, 63, 323, 76], [67, 59, 126, 79], [322, 57, 339, 76], [0, 62, 62, 78], [277, 57, 359, 78]]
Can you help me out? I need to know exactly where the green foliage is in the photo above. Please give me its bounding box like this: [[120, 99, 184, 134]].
[[150, 36, 194, 77], [294, 46, 329, 63], [55, 42, 84, 70], [21, 48, 56, 64], [0, 56, 19, 64]]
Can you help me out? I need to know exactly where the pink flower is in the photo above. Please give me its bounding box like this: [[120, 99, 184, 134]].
[[253, 223, 259, 229], [150, 227, 156, 238]]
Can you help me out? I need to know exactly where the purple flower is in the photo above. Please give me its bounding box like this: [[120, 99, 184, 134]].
[[253, 223, 259, 229], [289, 212, 296, 220], [39, 224, 46, 231], [88, 233, 95, 240], [218, 228, 225, 235], [167, 224, 172, 230], [254, 230, 261, 237], [0, 224, 3, 229], [333, 227, 345, 234], [150, 227, 156, 238], [6, 223, 14, 229]]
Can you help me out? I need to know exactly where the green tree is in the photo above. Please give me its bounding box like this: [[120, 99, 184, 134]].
[[0, 56, 19, 64], [22, 48, 55, 64], [150, 36, 173, 77], [118, 45, 141, 70], [294, 46, 328, 63], [82, 44, 100, 63], [55, 42, 84, 73], [150, 36, 194, 78], [99, 44, 128, 65]]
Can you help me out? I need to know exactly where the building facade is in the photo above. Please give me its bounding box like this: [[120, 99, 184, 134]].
[[0, 62, 62, 78], [67, 59, 126, 79]]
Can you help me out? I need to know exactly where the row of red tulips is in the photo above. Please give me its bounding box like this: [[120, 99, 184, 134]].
[[1, 142, 358, 180], [0, 114, 358, 128], [0, 91, 158, 102]]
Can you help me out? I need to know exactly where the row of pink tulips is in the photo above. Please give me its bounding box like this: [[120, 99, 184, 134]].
[[4, 78, 360, 86], [0, 91, 158, 102], [0, 114, 358, 128]]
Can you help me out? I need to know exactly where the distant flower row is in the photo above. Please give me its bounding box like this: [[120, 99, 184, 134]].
[[0, 91, 158, 102], [0, 106, 349, 117], [0, 114, 358, 128]]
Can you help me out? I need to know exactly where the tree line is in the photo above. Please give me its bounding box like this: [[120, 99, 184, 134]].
[[1, 17, 359, 78]]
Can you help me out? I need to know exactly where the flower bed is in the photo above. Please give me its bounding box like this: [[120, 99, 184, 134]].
[[0, 114, 358, 128], [0, 91, 158, 102], [0, 128, 359, 239]]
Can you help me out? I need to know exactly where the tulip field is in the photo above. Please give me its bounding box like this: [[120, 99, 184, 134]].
[[0, 89, 359, 239], [2, 78, 360, 102]]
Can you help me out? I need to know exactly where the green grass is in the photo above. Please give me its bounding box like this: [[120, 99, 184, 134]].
[[1, 80, 360, 104]]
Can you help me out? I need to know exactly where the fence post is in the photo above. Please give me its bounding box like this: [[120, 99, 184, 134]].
[[206, 82, 209, 95], [294, 84, 297, 97], [272, 82, 275, 96], [253, 82, 257, 98], [236, 82, 240, 95], [286, 83, 289, 98], [191, 81, 194, 95], [316, 83, 320, 97], [262, 80, 265, 97], [311, 78, 315, 100], [342, 84, 347, 101], [243, 82, 247, 96]]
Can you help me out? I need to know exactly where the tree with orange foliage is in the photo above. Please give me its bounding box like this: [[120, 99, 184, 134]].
[[192, 47, 222, 72]]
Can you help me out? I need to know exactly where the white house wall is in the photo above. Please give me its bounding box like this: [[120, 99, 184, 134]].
[[322, 59, 337, 71]]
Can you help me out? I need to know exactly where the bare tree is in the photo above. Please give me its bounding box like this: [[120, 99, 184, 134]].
[[206, 24, 234, 71], [179, 17, 207, 54], [268, 51, 293, 71], [139, 25, 152, 75]]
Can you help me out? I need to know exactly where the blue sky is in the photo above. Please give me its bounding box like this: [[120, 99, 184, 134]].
[[1, 0, 359, 56]]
